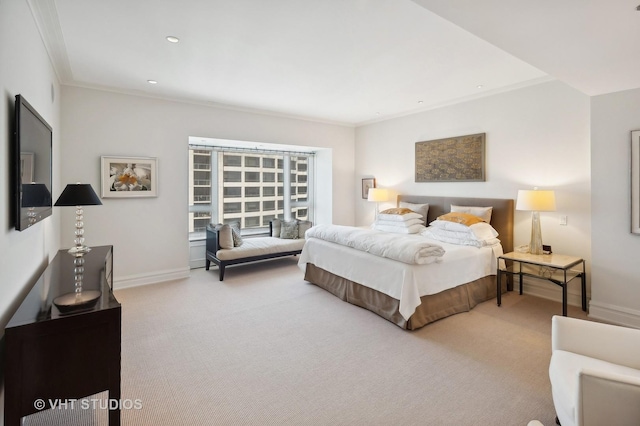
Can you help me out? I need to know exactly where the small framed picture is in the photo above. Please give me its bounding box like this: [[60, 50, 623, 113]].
[[362, 177, 376, 199], [101, 156, 158, 198]]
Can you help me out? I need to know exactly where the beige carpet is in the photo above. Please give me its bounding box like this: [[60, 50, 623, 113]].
[[26, 258, 590, 425]]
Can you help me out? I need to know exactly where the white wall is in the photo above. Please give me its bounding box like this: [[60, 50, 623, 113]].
[[590, 88, 640, 327], [60, 86, 355, 287], [0, 0, 61, 330], [0, 1, 62, 422], [355, 80, 592, 305]]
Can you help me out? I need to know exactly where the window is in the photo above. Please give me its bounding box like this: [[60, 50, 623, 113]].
[[245, 171, 260, 182], [263, 187, 275, 197], [188, 146, 314, 239], [263, 158, 275, 168], [263, 172, 275, 182], [245, 201, 260, 212], [223, 171, 241, 182], [245, 156, 260, 167], [245, 187, 260, 197], [223, 187, 241, 198], [262, 200, 275, 211], [223, 155, 241, 166]]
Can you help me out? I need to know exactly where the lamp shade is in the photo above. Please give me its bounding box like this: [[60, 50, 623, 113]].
[[516, 190, 556, 212], [54, 183, 102, 206], [367, 188, 389, 202], [22, 183, 52, 207]]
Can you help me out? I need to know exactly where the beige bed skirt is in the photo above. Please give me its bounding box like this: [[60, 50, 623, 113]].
[[304, 263, 508, 330]]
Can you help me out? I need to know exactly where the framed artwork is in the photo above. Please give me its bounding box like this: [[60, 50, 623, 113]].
[[362, 177, 376, 199], [101, 156, 158, 198], [20, 152, 34, 184], [632, 130, 640, 234], [415, 133, 486, 182]]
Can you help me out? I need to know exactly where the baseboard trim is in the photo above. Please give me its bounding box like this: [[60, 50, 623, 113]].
[[588, 301, 640, 329], [114, 267, 190, 290]]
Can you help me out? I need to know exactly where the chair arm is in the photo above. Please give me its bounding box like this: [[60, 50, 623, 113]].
[[577, 368, 640, 426], [552, 316, 640, 370]]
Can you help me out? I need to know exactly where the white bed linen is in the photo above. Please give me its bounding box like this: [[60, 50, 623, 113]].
[[299, 237, 503, 320]]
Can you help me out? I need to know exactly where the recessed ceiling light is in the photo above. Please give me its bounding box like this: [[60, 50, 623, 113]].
[[477, 85, 484, 89], [418, 101, 424, 104], [147, 80, 158, 84], [166, 36, 180, 43]]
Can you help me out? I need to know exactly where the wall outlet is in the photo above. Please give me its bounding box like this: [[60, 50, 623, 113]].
[[559, 215, 568, 226]]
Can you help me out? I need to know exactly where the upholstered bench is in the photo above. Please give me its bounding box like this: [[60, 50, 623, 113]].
[[205, 220, 309, 281]]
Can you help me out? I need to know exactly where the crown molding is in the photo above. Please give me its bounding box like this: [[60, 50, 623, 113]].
[[27, 0, 73, 83]]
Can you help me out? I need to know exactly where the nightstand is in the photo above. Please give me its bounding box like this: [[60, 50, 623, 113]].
[[497, 251, 586, 316]]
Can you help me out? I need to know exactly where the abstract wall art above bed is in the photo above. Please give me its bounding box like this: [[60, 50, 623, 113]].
[[415, 133, 485, 182]]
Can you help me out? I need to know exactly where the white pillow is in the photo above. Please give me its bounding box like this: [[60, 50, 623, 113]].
[[375, 218, 424, 227], [422, 227, 501, 247], [428, 221, 498, 240], [399, 202, 429, 225], [377, 212, 423, 222], [429, 219, 470, 232], [450, 205, 493, 223], [469, 222, 499, 240]]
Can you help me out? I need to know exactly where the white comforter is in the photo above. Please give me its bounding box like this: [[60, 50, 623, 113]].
[[305, 224, 445, 264]]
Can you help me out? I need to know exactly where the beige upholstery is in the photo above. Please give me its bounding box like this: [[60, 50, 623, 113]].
[[549, 316, 640, 426], [216, 237, 305, 261]]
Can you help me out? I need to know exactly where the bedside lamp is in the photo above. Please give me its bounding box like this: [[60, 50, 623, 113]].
[[516, 189, 556, 255], [54, 183, 102, 257], [367, 188, 389, 221]]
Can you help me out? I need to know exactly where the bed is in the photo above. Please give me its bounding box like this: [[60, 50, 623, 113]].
[[299, 195, 514, 330]]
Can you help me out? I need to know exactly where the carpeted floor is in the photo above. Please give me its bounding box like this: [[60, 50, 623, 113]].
[[25, 257, 590, 425]]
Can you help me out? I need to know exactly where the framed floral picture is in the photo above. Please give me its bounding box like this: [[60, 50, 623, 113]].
[[101, 156, 158, 198]]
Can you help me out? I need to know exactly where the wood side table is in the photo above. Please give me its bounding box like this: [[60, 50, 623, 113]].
[[497, 251, 586, 316], [4, 246, 121, 425]]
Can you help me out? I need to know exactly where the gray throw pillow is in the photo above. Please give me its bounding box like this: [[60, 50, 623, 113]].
[[280, 220, 299, 239], [216, 224, 233, 249], [229, 221, 243, 247], [271, 218, 281, 237], [297, 220, 312, 239]]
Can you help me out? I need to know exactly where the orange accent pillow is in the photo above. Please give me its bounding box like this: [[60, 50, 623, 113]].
[[380, 207, 415, 215], [437, 212, 485, 226]]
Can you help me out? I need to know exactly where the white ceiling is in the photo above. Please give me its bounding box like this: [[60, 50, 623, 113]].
[[30, 0, 640, 126]]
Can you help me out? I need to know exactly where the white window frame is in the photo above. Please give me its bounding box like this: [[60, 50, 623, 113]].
[[188, 143, 315, 241]]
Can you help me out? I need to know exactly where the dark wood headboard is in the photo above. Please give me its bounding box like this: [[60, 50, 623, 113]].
[[397, 195, 514, 254]]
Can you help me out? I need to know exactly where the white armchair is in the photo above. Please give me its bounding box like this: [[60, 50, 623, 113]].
[[549, 315, 640, 426]]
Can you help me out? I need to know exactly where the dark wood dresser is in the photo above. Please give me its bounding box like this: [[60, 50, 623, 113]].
[[3, 245, 121, 425]]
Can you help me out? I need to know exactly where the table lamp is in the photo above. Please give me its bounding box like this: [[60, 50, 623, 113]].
[[53, 183, 103, 311], [516, 189, 556, 255], [54, 183, 102, 257], [367, 188, 389, 221]]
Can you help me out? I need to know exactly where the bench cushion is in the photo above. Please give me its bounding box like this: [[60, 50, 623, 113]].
[[216, 236, 305, 261]]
